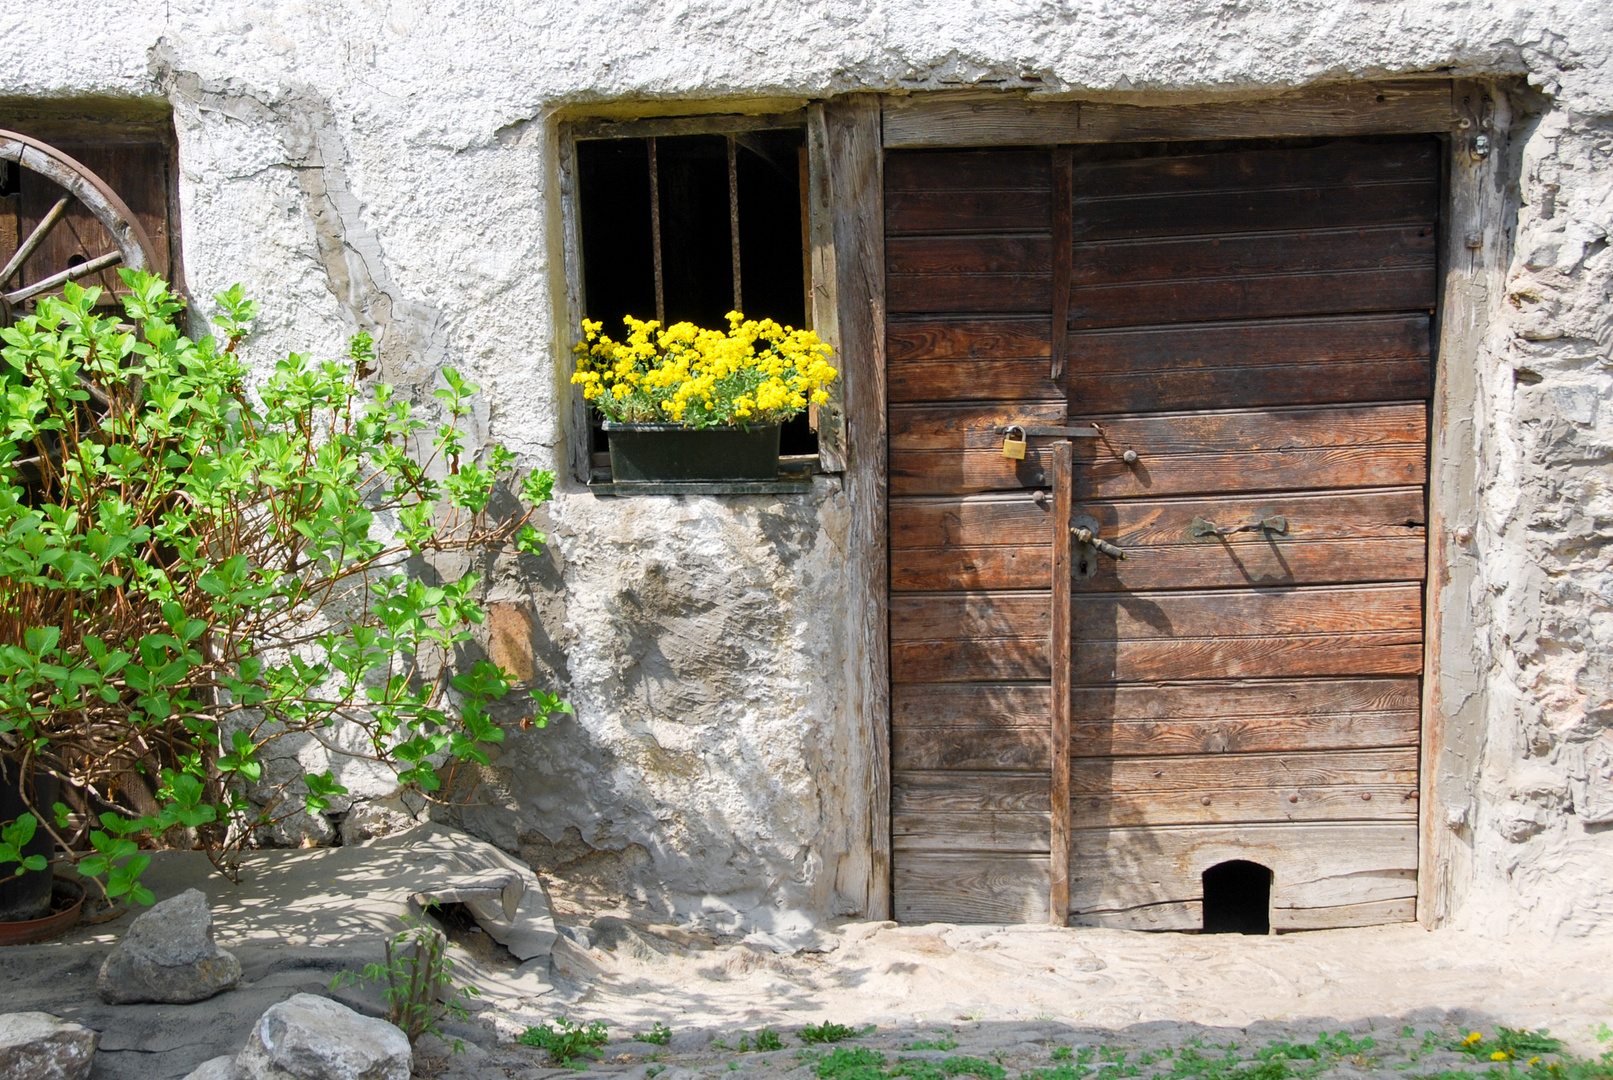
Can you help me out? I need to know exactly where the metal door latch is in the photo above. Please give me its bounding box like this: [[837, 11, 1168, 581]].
[[1071, 513, 1124, 579], [1190, 515, 1288, 538]]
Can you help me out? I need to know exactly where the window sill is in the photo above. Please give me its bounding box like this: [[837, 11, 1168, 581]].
[[588, 458, 817, 497]]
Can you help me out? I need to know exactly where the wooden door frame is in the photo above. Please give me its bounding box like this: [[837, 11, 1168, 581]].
[[833, 78, 1504, 926]]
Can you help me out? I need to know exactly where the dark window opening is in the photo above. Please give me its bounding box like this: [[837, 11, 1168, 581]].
[[1201, 860, 1272, 934], [576, 127, 815, 470]]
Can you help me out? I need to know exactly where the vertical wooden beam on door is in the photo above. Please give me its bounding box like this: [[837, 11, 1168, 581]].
[[555, 124, 592, 485], [823, 95, 891, 920], [1049, 441, 1073, 924], [1049, 149, 1073, 383], [1420, 80, 1506, 928]]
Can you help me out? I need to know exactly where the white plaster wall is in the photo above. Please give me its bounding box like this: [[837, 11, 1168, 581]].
[[0, 0, 1609, 934]]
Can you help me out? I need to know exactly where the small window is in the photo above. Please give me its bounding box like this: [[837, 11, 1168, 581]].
[[0, 114, 180, 314], [571, 121, 819, 482]]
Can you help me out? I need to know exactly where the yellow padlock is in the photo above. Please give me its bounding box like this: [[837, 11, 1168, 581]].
[[1001, 425, 1027, 461]]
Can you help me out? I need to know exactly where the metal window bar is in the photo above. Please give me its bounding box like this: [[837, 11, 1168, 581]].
[[647, 136, 665, 325], [728, 135, 742, 315]]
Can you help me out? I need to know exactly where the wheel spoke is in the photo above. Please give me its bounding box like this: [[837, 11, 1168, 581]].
[[0, 195, 71, 284], [2, 249, 124, 305]]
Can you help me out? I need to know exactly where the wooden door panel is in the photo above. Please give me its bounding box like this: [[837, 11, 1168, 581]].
[[894, 853, 1050, 924], [1068, 313, 1432, 414], [885, 136, 1436, 928], [1067, 821, 1418, 927], [1071, 677, 1421, 756]]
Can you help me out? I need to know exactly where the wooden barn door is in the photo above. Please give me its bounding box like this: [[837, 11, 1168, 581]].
[[886, 135, 1437, 929]]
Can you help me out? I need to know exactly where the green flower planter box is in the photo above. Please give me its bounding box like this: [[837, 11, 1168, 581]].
[[603, 421, 782, 482]]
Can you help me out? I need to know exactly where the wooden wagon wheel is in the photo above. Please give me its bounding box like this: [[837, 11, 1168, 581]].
[[0, 129, 158, 327]]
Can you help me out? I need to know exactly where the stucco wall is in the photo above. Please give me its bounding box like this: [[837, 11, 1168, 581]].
[[0, 1, 1608, 935]]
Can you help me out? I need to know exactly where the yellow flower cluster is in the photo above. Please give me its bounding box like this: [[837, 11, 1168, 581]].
[[572, 312, 836, 428]]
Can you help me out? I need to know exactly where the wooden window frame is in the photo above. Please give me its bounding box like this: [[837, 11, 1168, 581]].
[[555, 108, 848, 486], [553, 80, 1503, 927]]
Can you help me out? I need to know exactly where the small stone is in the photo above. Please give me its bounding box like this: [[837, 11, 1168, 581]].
[[0, 1011, 99, 1080], [98, 888, 242, 1004], [235, 993, 411, 1080], [181, 1055, 241, 1080]]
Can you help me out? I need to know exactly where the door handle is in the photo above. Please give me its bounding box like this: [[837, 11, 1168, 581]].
[[1191, 515, 1288, 538], [1071, 525, 1125, 561]]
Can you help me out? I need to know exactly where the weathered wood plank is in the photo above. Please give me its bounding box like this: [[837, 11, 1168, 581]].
[[1071, 677, 1422, 756], [1070, 138, 1441, 198], [889, 315, 1051, 362], [894, 487, 1426, 591], [890, 447, 1055, 495], [893, 852, 1050, 924], [894, 723, 1050, 771], [889, 401, 1065, 451], [887, 234, 1054, 275], [888, 271, 1054, 314], [1074, 181, 1437, 243], [1073, 748, 1418, 793], [1070, 580, 1426, 639], [882, 82, 1457, 148], [891, 591, 1052, 683], [1050, 440, 1073, 922], [1072, 225, 1435, 285], [893, 770, 1049, 813], [1069, 403, 1429, 499], [892, 810, 1051, 852], [886, 189, 1051, 236], [1068, 313, 1430, 414], [892, 681, 1052, 728], [1069, 583, 1425, 682], [1070, 748, 1419, 827], [1069, 266, 1435, 330], [884, 150, 1051, 190], [1420, 80, 1504, 930], [1067, 821, 1418, 919], [891, 358, 1062, 404], [1074, 780, 1417, 828], [571, 110, 808, 140], [1272, 897, 1415, 931], [1050, 149, 1073, 384], [823, 94, 890, 920]]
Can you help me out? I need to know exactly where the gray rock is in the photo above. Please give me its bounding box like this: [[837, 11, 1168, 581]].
[[235, 993, 410, 1080], [97, 888, 242, 1004], [591, 916, 671, 963], [181, 1056, 240, 1080], [0, 1011, 99, 1080]]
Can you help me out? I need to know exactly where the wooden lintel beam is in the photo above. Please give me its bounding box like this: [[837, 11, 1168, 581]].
[[882, 80, 1458, 148]]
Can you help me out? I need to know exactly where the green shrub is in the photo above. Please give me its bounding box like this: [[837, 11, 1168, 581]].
[[0, 274, 566, 901], [520, 1018, 610, 1066]]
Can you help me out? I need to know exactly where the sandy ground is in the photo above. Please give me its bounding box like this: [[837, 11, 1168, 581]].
[[528, 916, 1613, 1057], [5, 838, 1611, 1079]]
